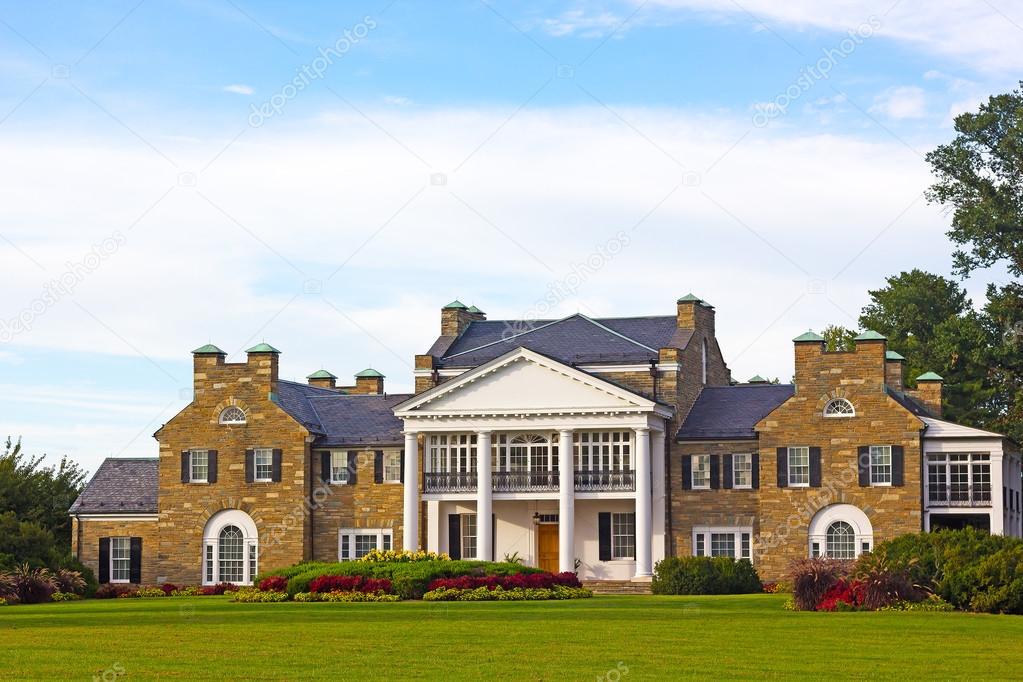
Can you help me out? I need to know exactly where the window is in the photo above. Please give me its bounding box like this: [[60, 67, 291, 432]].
[[218, 525, 245, 583], [869, 445, 892, 485], [823, 398, 855, 417], [330, 451, 349, 484], [205, 544, 214, 583], [189, 449, 209, 483], [459, 514, 478, 560], [611, 512, 636, 560], [429, 434, 478, 473], [927, 453, 992, 505], [383, 452, 402, 483], [788, 447, 810, 487], [693, 527, 752, 561], [219, 406, 246, 424], [110, 537, 131, 583], [202, 510, 257, 585], [254, 448, 273, 482], [338, 528, 393, 561], [732, 453, 752, 488], [691, 455, 710, 489], [574, 432, 632, 472], [825, 521, 856, 559]]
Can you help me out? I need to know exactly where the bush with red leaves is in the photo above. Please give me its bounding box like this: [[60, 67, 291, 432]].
[[258, 576, 289, 592], [200, 582, 240, 596], [160, 583, 177, 595], [308, 574, 394, 594], [817, 578, 866, 611]]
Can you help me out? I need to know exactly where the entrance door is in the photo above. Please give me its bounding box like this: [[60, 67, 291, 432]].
[[537, 524, 559, 573]]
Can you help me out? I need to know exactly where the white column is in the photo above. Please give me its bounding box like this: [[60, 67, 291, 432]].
[[991, 454, 1005, 535], [477, 430, 493, 561], [634, 427, 652, 578], [402, 431, 419, 551], [650, 428, 666, 567], [558, 428, 575, 573]]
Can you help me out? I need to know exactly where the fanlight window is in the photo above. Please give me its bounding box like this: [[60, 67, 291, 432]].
[[823, 398, 855, 418], [825, 521, 856, 559], [219, 406, 247, 424]]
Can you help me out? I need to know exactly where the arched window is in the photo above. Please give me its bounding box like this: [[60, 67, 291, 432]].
[[219, 406, 246, 424], [218, 526, 245, 583], [202, 509, 257, 585], [825, 521, 856, 559], [823, 398, 855, 418]]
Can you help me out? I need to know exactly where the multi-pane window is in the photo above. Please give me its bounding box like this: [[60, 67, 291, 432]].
[[254, 448, 273, 482], [219, 406, 246, 424], [710, 533, 735, 558], [825, 521, 856, 559], [823, 398, 855, 417], [110, 537, 131, 582], [927, 453, 992, 504], [574, 432, 632, 471], [189, 449, 208, 482], [330, 451, 349, 484], [338, 529, 392, 561], [788, 447, 810, 487], [461, 514, 478, 560], [869, 445, 892, 485], [205, 544, 214, 583], [693, 528, 753, 561], [429, 434, 478, 473], [218, 526, 245, 583], [611, 512, 636, 560], [732, 453, 752, 488], [493, 434, 553, 473], [248, 544, 257, 580], [383, 452, 402, 482], [691, 455, 710, 489]]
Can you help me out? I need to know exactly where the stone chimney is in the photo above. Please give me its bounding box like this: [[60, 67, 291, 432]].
[[351, 369, 385, 395], [245, 343, 281, 398], [440, 300, 479, 337], [912, 372, 943, 417], [307, 369, 337, 389], [676, 293, 715, 335], [191, 344, 227, 397], [884, 351, 905, 391]]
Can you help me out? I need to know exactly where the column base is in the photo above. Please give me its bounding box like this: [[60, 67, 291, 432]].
[[630, 574, 653, 583]]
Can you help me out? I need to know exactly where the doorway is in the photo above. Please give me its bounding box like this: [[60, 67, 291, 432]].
[[537, 523, 559, 572]]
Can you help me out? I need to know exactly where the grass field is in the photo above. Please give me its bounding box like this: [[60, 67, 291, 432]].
[[2, 594, 1022, 680]]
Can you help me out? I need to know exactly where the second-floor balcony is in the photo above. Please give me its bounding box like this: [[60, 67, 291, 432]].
[[927, 485, 992, 507], [423, 469, 636, 494]]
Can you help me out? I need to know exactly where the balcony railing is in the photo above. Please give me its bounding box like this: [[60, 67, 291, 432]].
[[493, 471, 559, 492], [927, 486, 992, 507], [574, 470, 635, 492], [422, 469, 637, 493], [424, 472, 477, 493]]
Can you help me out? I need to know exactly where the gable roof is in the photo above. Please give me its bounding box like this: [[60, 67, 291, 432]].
[[920, 417, 1006, 439], [677, 384, 795, 441], [276, 380, 409, 446], [69, 458, 159, 514], [433, 314, 681, 368]]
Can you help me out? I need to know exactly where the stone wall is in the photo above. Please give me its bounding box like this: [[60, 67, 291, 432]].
[[73, 518, 161, 585]]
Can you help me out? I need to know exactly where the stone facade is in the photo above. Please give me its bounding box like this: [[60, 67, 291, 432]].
[[72, 517, 161, 585]]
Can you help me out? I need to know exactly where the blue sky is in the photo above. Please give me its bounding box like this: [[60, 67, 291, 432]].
[[1, 0, 1021, 473]]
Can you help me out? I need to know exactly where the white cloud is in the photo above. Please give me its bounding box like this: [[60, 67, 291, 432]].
[[383, 95, 413, 107], [223, 84, 255, 95], [540, 9, 628, 38], [869, 85, 927, 119]]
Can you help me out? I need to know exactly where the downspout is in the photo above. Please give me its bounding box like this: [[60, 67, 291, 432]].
[[309, 446, 316, 560], [649, 359, 658, 400], [75, 513, 82, 561]]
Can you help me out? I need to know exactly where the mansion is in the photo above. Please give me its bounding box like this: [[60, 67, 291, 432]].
[[70, 296, 1023, 585]]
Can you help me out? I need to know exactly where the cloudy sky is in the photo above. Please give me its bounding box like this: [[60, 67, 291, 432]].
[[1, 1, 1020, 473]]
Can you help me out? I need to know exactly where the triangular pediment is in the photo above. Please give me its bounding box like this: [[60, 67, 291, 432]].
[[394, 348, 660, 416]]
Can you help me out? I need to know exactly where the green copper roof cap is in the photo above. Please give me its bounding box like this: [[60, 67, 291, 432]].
[[885, 350, 906, 361], [677, 293, 702, 303], [191, 343, 226, 355], [793, 330, 825, 342], [748, 375, 767, 383], [355, 368, 385, 378], [854, 330, 887, 341], [246, 343, 281, 354], [916, 371, 944, 381], [442, 299, 467, 310], [306, 369, 337, 379], [467, 305, 484, 314]]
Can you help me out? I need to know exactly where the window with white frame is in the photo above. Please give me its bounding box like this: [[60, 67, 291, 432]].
[[788, 447, 810, 487], [330, 451, 349, 484], [691, 454, 710, 489], [823, 398, 855, 417], [218, 525, 245, 583], [869, 445, 892, 485], [732, 453, 752, 488], [611, 512, 636, 560], [825, 521, 856, 559], [219, 406, 246, 424], [693, 527, 752, 561], [383, 452, 402, 483], [574, 431, 631, 472], [338, 528, 393, 561], [254, 448, 273, 482], [202, 510, 257, 585], [189, 449, 209, 483], [110, 537, 131, 582], [461, 514, 477, 560], [927, 452, 991, 504], [429, 434, 478, 473]]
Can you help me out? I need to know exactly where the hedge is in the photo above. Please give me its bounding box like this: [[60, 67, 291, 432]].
[[651, 557, 762, 595]]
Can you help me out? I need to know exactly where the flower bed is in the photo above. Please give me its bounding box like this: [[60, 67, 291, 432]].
[[426, 572, 581, 592], [293, 591, 400, 603], [422, 585, 592, 601], [309, 575, 393, 594]]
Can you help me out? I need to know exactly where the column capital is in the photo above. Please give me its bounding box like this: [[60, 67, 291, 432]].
[[401, 430, 418, 437], [475, 429, 493, 436], [558, 428, 574, 437], [634, 426, 650, 434]]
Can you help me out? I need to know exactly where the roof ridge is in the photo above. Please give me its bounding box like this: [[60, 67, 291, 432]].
[[574, 313, 658, 352]]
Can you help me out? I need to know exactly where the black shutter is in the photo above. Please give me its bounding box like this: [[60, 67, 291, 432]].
[[180, 451, 190, 483], [448, 514, 462, 560], [374, 451, 384, 484], [347, 451, 358, 485], [98, 538, 110, 583], [129, 537, 142, 584], [892, 446, 905, 486], [598, 512, 612, 561], [776, 448, 787, 488], [710, 455, 720, 489], [244, 449, 254, 483], [681, 455, 692, 490], [809, 447, 822, 487], [858, 446, 870, 486], [751, 453, 760, 489], [491, 513, 496, 562], [400, 450, 405, 483], [272, 449, 283, 482], [207, 450, 218, 483], [320, 451, 331, 483], [722, 454, 733, 489]]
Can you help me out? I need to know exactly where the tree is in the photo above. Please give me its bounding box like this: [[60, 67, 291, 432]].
[[822, 325, 856, 352], [0, 437, 86, 549]]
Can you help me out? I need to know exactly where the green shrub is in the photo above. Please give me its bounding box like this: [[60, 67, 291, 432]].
[[135, 587, 167, 598], [49, 591, 81, 602], [651, 557, 762, 595], [852, 553, 922, 610], [232, 588, 290, 603]]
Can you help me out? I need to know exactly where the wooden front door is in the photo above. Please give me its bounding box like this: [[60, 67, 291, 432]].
[[537, 524, 559, 573]]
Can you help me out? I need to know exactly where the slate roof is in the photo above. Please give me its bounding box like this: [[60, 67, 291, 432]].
[[433, 314, 683, 368], [276, 379, 409, 446], [887, 389, 933, 418], [69, 458, 159, 514], [677, 384, 795, 440]]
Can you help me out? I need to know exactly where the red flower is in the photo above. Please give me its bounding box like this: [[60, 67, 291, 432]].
[[258, 576, 289, 592]]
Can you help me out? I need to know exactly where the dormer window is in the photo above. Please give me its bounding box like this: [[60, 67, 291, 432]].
[[219, 406, 247, 425], [823, 398, 855, 418]]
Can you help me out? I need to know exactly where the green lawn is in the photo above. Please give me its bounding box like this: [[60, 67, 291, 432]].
[[2, 594, 1022, 680]]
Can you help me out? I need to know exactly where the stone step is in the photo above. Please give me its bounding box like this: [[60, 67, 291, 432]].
[[581, 580, 653, 595]]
